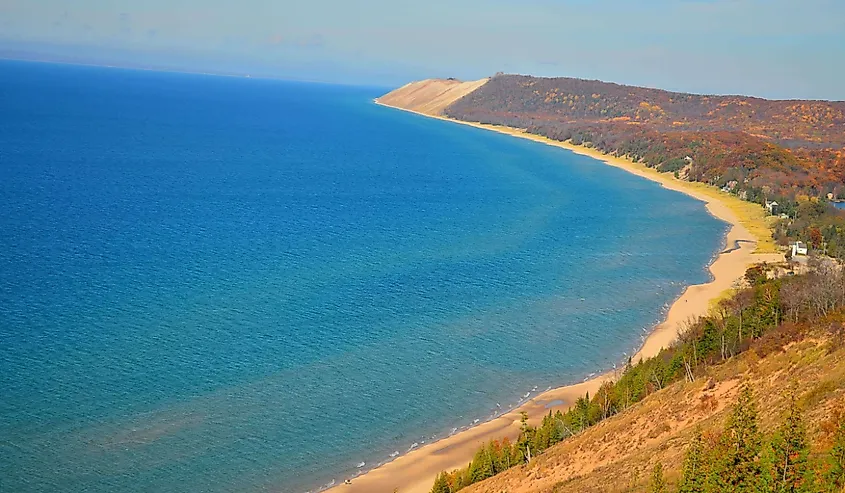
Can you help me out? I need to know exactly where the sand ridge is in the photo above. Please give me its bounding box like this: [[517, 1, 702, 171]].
[[376, 78, 489, 116], [325, 102, 783, 493]]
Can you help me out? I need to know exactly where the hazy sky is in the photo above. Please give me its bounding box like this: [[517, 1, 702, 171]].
[[1, 0, 844, 99]]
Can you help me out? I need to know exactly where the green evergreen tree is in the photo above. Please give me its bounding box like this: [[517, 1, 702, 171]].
[[679, 427, 708, 493], [573, 394, 591, 431], [430, 471, 451, 493], [516, 411, 534, 463], [533, 412, 553, 452], [549, 410, 565, 445], [459, 466, 473, 490], [770, 395, 810, 492], [758, 443, 776, 493], [828, 414, 845, 491], [468, 446, 493, 483], [706, 437, 731, 493], [650, 462, 667, 493], [721, 383, 764, 492]]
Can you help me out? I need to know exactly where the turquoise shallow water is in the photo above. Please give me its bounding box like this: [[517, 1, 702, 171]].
[[0, 61, 726, 492]]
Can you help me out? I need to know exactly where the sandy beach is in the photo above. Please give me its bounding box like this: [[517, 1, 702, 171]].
[[326, 101, 783, 493]]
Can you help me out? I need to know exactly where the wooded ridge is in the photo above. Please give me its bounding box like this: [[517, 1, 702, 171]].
[[444, 74, 845, 201]]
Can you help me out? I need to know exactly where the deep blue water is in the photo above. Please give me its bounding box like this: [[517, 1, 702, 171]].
[[0, 61, 726, 493], [835, 202, 845, 210]]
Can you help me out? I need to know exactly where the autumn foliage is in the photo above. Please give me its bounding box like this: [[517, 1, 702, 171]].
[[445, 75, 845, 200]]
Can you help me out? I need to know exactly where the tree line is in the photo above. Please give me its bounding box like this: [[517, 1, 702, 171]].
[[444, 74, 845, 211]]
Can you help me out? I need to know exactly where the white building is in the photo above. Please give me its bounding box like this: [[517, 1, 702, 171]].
[[791, 241, 808, 256]]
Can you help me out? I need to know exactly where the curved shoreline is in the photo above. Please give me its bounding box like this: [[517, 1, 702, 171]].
[[325, 102, 783, 493]]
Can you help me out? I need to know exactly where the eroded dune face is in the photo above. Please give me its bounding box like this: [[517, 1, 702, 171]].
[[377, 78, 488, 115]]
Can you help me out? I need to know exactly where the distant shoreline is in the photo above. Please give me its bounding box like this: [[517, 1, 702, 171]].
[[326, 100, 783, 493]]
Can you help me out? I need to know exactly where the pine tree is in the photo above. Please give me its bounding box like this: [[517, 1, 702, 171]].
[[468, 446, 493, 483], [549, 410, 565, 445], [650, 462, 667, 493], [517, 411, 534, 463], [679, 427, 708, 493], [721, 383, 763, 492], [828, 414, 845, 491], [770, 394, 810, 492], [457, 464, 473, 490], [534, 412, 553, 452], [573, 394, 590, 431], [430, 471, 451, 493]]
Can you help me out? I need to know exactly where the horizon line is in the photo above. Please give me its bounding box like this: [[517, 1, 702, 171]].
[[2, 54, 842, 103], [0, 55, 392, 90]]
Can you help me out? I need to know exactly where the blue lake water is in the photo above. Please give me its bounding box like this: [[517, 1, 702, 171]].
[[0, 61, 726, 492]]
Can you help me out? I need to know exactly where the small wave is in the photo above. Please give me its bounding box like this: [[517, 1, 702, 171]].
[[408, 442, 418, 451], [356, 462, 365, 468], [390, 450, 400, 458]]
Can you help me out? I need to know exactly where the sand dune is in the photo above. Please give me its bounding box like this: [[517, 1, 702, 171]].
[[375, 78, 488, 116]]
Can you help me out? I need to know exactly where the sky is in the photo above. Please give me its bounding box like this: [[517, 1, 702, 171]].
[[1, 0, 844, 100]]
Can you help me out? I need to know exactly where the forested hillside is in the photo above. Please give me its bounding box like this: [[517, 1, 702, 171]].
[[444, 75, 845, 200]]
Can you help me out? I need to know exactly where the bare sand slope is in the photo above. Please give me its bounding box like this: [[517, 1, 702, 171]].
[[376, 78, 488, 116], [326, 96, 783, 493]]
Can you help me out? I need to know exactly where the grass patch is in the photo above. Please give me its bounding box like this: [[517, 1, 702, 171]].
[[801, 380, 840, 408], [709, 288, 738, 313], [681, 181, 778, 254]]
